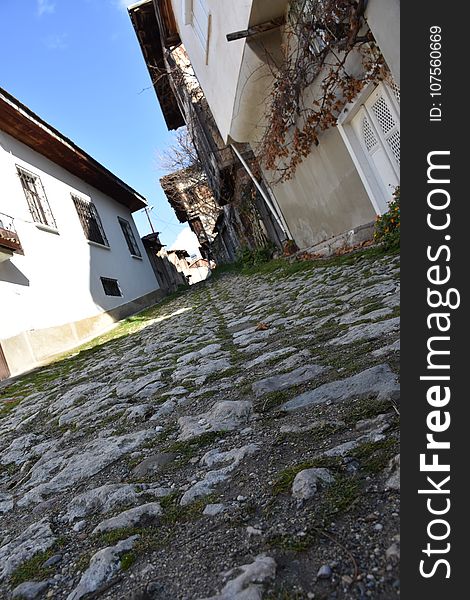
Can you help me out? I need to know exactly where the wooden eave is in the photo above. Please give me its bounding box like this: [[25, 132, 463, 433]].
[[129, 0, 184, 131], [0, 88, 147, 212], [153, 0, 181, 48]]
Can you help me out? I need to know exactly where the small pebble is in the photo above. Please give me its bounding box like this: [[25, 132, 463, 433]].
[[317, 564, 332, 579]]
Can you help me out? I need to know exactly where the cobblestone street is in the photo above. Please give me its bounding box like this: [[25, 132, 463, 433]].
[[0, 251, 400, 600]]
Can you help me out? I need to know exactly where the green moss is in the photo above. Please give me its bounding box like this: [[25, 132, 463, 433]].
[[204, 367, 240, 384], [0, 398, 22, 418], [267, 531, 316, 553], [160, 493, 216, 525], [272, 457, 342, 496], [164, 431, 225, 464], [344, 397, 392, 426], [265, 588, 306, 600], [360, 301, 385, 315], [256, 390, 291, 413], [316, 475, 362, 524], [351, 438, 398, 474], [120, 551, 136, 570], [93, 526, 143, 547], [9, 549, 56, 587]]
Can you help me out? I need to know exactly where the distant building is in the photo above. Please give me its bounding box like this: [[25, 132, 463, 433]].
[[0, 87, 163, 380], [141, 231, 188, 291]]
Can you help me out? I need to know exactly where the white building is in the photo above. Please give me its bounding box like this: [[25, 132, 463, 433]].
[[0, 88, 163, 380], [143, 0, 400, 250]]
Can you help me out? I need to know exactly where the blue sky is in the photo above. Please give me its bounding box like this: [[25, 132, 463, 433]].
[[0, 0, 195, 250]]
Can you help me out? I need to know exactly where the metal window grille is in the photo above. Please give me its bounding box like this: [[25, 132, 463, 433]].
[[16, 166, 57, 228], [100, 277, 122, 297], [118, 217, 141, 257], [72, 195, 109, 246]]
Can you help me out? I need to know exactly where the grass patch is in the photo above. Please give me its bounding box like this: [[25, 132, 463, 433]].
[[160, 493, 216, 525], [164, 431, 225, 464], [360, 301, 385, 315], [256, 390, 291, 413], [9, 549, 56, 587], [0, 398, 22, 418], [204, 367, 240, 385], [265, 587, 306, 600], [344, 396, 393, 426], [351, 438, 398, 475], [93, 526, 142, 547], [274, 422, 346, 449], [120, 551, 136, 570], [272, 457, 342, 496], [267, 531, 316, 553]]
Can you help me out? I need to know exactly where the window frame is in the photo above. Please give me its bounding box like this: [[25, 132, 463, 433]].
[[117, 216, 142, 258], [72, 194, 109, 247], [183, 0, 211, 62], [100, 276, 122, 297], [16, 165, 57, 230]]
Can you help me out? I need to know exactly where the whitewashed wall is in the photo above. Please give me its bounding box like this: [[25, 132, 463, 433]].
[[0, 130, 159, 341]]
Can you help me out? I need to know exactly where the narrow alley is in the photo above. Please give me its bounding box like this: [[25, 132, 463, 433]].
[[0, 250, 400, 600]]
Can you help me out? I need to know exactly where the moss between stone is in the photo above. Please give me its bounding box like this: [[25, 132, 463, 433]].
[[160, 493, 217, 525], [272, 457, 342, 496], [120, 551, 136, 570], [9, 548, 56, 587], [265, 587, 306, 600], [350, 438, 399, 475]]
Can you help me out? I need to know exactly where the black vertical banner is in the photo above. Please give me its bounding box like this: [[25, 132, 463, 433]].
[[402, 2, 468, 598]]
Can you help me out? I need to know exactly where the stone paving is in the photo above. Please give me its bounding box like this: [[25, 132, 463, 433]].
[[0, 251, 400, 600]]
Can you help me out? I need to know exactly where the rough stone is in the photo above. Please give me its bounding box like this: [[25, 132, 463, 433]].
[[200, 555, 276, 600], [291, 468, 334, 502], [203, 503, 226, 516], [116, 372, 163, 398], [0, 519, 56, 581], [181, 444, 258, 505], [252, 364, 327, 397], [92, 502, 162, 534], [132, 453, 176, 478], [178, 401, 252, 440], [63, 484, 141, 523], [18, 430, 154, 506], [66, 536, 139, 600], [0, 492, 14, 514], [281, 364, 399, 412], [329, 317, 400, 346], [245, 347, 297, 370], [173, 358, 232, 382], [11, 580, 50, 599], [385, 454, 400, 490]]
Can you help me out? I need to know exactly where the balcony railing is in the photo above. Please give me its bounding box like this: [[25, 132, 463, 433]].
[[0, 212, 22, 253]]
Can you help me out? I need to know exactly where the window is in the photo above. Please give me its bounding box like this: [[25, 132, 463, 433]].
[[183, 0, 210, 60], [16, 166, 57, 228], [72, 195, 109, 246], [118, 217, 141, 257], [100, 277, 122, 297]]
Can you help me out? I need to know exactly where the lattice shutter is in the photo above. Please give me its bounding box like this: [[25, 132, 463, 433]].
[[370, 92, 400, 166]]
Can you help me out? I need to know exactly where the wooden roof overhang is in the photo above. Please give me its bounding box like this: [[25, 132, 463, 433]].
[[0, 88, 147, 212], [129, 0, 184, 131]]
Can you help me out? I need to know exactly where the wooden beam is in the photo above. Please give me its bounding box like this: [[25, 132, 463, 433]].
[[226, 17, 286, 42]]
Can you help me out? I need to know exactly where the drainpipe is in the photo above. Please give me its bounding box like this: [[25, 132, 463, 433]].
[[230, 144, 292, 240]]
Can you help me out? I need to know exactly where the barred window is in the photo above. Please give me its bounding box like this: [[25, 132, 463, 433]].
[[72, 195, 109, 246], [118, 217, 141, 257], [100, 277, 122, 297], [16, 166, 57, 229]]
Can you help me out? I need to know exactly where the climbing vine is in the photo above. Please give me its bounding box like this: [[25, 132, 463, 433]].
[[259, 0, 391, 181]]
